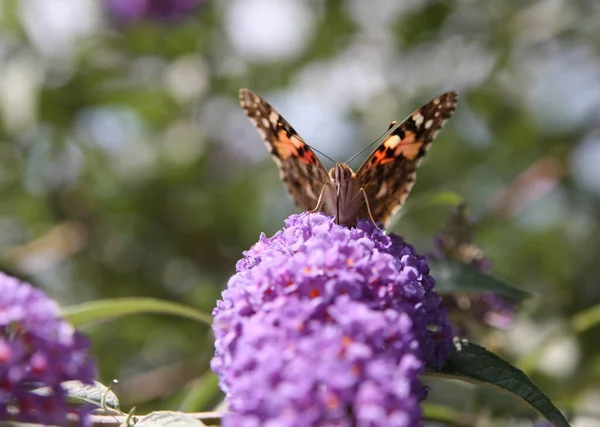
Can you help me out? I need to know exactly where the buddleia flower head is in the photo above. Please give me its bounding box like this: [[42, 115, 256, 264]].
[[0, 273, 97, 425], [212, 213, 454, 426]]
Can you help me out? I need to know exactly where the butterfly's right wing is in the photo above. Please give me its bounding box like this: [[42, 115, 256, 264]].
[[239, 89, 331, 212], [355, 91, 459, 226]]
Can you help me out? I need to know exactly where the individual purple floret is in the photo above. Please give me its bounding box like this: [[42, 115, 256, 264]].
[[0, 273, 97, 425], [105, 0, 202, 23], [212, 213, 454, 426]]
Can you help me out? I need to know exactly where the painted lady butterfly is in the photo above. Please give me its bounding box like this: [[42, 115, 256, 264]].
[[240, 89, 458, 227]]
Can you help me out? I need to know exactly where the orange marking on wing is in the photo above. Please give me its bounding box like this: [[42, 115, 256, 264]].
[[274, 129, 315, 164], [301, 148, 318, 165], [273, 130, 296, 159], [371, 150, 387, 165], [396, 140, 422, 160]]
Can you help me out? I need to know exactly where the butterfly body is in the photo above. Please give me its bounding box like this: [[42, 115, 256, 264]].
[[318, 163, 367, 227], [239, 88, 458, 228]]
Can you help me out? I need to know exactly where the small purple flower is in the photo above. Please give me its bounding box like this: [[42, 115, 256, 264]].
[[105, 0, 203, 23], [0, 273, 96, 425], [212, 213, 454, 426]]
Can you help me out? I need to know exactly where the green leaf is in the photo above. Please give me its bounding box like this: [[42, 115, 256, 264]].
[[417, 191, 466, 209], [425, 340, 570, 427], [61, 297, 212, 327], [137, 411, 207, 427], [422, 403, 462, 424], [64, 381, 121, 412], [571, 303, 600, 333], [429, 259, 532, 301], [179, 371, 221, 412], [33, 381, 120, 413], [401, 191, 466, 218], [388, 191, 465, 230]]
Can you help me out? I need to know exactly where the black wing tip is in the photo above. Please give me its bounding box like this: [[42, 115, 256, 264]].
[[239, 88, 258, 106], [440, 91, 459, 106], [438, 90, 458, 100], [440, 90, 458, 97], [429, 91, 459, 114]]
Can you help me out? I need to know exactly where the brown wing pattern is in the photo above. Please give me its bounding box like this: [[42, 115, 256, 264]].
[[355, 91, 459, 226], [239, 88, 330, 211]]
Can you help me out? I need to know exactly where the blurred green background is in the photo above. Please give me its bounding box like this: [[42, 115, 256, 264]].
[[1, 0, 599, 423]]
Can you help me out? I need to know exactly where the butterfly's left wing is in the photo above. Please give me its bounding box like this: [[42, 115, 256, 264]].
[[355, 91, 459, 226], [239, 89, 331, 212]]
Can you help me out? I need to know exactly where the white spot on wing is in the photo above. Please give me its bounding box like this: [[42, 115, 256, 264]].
[[304, 183, 317, 200], [424, 119, 433, 129], [375, 182, 388, 199], [412, 113, 424, 127], [384, 135, 401, 148]]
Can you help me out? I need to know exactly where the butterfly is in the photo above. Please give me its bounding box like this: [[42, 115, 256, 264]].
[[239, 88, 458, 228]]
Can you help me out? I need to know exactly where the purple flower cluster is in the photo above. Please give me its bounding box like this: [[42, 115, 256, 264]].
[[212, 213, 454, 426], [0, 273, 96, 425], [105, 0, 203, 23]]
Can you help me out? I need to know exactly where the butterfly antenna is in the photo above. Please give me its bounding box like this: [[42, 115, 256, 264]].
[[336, 181, 341, 225], [310, 145, 336, 164], [345, 121, 398, 165]]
